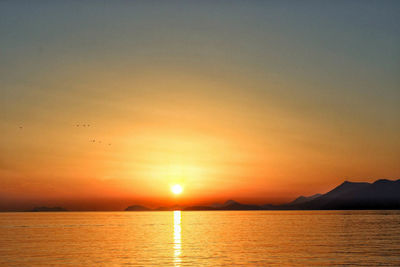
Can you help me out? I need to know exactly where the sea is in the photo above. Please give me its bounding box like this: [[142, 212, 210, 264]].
[[1, 210, 399, 266]]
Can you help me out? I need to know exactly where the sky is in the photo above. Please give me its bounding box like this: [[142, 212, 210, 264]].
[[0, 1, 399, 210]]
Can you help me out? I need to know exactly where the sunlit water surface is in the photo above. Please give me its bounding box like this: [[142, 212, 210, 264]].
[[1, 210, 400, 266]]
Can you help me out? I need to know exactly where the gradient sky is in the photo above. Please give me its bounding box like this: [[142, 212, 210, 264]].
[[1, 1, 399, 210]]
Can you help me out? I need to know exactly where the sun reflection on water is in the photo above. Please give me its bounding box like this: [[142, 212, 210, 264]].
[[173, 210, 182, 266]]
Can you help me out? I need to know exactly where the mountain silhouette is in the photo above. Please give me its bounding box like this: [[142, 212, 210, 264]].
[[288, 194, 322, 205], [29, 206, 67, 212], [261, 193, 323, 209], [294, 179, 400, 210], [183, 199, 261, 211], [125, 205, 151, 211], [124, 179, 400, 211]]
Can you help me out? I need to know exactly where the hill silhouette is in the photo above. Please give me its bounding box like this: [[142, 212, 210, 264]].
[[125, 179, 400, 211], [293, 179, 400, 210], [125, 205, 151, 211], [288, 194, 322, 205], [29, 206, 67, 212]]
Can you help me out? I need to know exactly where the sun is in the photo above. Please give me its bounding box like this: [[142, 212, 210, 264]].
[[171, 184, 183, 195]]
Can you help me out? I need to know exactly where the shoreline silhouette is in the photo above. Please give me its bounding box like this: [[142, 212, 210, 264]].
[[126, 178, 400, 211], [3, 179, 399, 212]]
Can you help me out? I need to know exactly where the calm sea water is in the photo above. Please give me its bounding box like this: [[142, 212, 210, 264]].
[[1, 210, 400, 266]]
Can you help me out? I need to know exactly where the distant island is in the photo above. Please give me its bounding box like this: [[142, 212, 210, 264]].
[[28, 207, 68, 212], [126, 179, 400, 211], [125, 205, 152, 211]]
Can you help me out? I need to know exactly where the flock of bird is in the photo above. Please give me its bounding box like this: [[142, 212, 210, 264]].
[[90, 139, 112, 146], [75, 123, 112, 146], [18, 123, 112, 146]]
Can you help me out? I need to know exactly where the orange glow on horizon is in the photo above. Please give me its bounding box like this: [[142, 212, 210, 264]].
[[1, 4, 399, 212]]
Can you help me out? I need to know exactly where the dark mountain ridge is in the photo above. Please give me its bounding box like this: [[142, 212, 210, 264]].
[[184, 200, 261, 211], [124, 179, 400, 211], [29, 206, 67, 212], [296, 179, 400, 210], [125, 205, 151, 211]]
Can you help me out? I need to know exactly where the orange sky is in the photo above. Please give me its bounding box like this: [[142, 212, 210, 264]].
[[1, 1, 399, 210]]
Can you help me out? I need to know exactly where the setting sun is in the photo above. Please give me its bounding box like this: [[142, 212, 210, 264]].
[[171, 184, 183, 195]]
